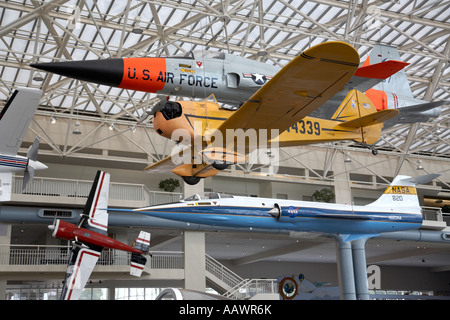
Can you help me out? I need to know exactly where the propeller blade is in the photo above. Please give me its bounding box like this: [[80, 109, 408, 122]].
[[145, 95, 169, 116], [27, 136, 40, 161], [22, 166, 34, 192], [137, 95, 168, 124]]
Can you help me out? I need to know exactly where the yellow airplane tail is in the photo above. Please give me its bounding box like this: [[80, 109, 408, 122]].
[[332, 89, 398, 145], [332, 89, 380, 122]]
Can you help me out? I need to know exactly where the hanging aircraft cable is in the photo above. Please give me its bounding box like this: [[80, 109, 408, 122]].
[[341, 146, 356, 215], [200, 11, 232, 172]]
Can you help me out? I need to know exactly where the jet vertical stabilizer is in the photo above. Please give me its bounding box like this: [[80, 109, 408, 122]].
[[130, 231, 151, 277], [367, 173, 440, 209], [362, 44, 413, 98], [362, 45, 446, 125]]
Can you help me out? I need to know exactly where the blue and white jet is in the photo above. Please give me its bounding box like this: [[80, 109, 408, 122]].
[[124, 174, 439, 241], [0, 87, 47, 200]]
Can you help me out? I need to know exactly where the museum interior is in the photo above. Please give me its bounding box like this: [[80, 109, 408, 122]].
[[0, 0, 449, 301]]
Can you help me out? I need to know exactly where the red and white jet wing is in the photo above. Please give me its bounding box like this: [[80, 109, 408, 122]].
[[60, 244, 101, 300], [80, 171, 110, 233]]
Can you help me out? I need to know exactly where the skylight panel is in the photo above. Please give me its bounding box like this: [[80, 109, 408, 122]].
[[83, 101, 97, 112], [15, 68, 30, 85], [1, 7, 20, 25], [307, 4, 328, 21], [319, 6, 343, 24], [105, 104, 122, 114], [1, 66, 17, 84]]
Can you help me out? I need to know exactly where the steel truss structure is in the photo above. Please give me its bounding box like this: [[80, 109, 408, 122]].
[[0, 0, 449, 171]]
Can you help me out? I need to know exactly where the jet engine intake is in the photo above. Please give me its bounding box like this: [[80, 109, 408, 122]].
[[268, 203, 281, 220]]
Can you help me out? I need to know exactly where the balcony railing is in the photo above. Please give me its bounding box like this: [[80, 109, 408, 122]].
[[0, 245, 184, 270], [224, 278, 278, 300], [13, 176, 182, 207], [205, 254, 243, 290]]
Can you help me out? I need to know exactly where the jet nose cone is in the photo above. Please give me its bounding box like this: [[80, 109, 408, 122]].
[[29, 160, 48, 171], [39, 163, 49, 171], [30, 59, 125, 88]]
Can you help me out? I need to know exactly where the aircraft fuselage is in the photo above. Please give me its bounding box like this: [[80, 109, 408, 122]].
[[0, 154, 46, 173], [31, 49, 442, 124], [134, 195, 423, 237]]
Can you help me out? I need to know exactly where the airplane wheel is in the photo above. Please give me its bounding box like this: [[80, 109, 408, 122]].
[[371, 149, 378, 155], [211, 162, 229, 170], [182, 176, 201, 185]]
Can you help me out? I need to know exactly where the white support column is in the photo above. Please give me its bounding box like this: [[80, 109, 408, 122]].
[[183, 179, 204, 198], [334, 235, 356, 300], [0, 279, 6, 301], [183, 231, 206, 292], [108, 285, 116, 300], [333, 152, 353, 205], [352, 238, 370, 300]]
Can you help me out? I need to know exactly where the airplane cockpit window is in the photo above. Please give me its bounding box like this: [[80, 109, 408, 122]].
[[157, 292, 176, 300], [170, 51, 195, 59], [169, 51, 225, 60], [183, 193, 234, 201], [208, 192, 220, 199], [183, 51, 195, 59], [197, 51, 226, 60], [184, 194, 201, 201], [218, 193, 233, 198]]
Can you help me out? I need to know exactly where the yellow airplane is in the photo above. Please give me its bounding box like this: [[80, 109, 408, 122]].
[[145, 41, 399, 185]]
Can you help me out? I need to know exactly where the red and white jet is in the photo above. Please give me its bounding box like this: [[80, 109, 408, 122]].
[[49, 170, 151, 300]]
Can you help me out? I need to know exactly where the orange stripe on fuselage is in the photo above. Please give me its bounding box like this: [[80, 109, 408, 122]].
[[361, 56, 370, 68], [120, 58, 167, 92]]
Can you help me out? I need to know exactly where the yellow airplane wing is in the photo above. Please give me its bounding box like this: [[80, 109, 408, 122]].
[[144, 148, 219, 181], [144, 154, 176, 173], [216, 41, 359, 134], [337, 109, 399, 128]]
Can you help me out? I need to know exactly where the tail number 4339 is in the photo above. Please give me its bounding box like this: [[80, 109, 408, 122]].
[[287, 120, 321, 135]]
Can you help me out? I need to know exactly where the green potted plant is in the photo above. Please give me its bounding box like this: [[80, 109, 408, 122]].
[[158, 178, 180, 192], [312, 188, 335, 203]]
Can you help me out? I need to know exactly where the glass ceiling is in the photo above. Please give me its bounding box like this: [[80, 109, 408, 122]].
[[0, 0, 449, 157]]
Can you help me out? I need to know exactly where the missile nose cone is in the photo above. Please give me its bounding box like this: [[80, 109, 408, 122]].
[[30, 59, 124, 87]]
